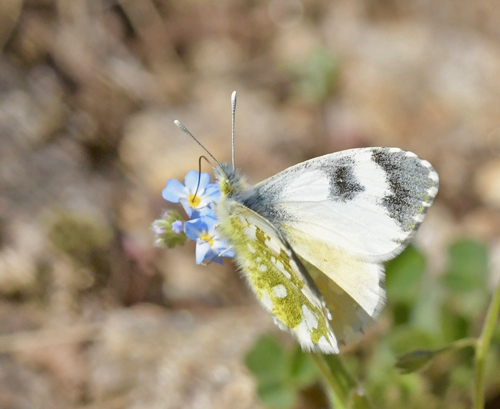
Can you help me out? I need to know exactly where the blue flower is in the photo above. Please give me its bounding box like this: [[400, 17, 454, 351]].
[[184, 216, 235, 265], [157, 170, 234, 265], [162, 170, 220, 217], [190, 204, 217, 220], [171, 220, 184, 234]]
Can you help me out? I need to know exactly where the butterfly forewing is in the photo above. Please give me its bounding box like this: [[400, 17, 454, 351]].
[[248, 147, 439, 262], [216, 199, 339, 354]]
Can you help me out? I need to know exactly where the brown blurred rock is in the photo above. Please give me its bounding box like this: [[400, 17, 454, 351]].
[[474, 159, 500, 209], [89, 304, 272, 409]]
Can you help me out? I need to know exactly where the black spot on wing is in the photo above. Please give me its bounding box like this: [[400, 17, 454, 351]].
[[322, 158, 365, 202], [371, 149, 433, 231]]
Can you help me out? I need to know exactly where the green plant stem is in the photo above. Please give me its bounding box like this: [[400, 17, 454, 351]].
[[311, 353, 353, 409], [444, 337, 477, 353], [474, 281, 500, 409]]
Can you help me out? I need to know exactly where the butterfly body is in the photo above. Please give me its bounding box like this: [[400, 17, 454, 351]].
[[214, 148, 438, 354]]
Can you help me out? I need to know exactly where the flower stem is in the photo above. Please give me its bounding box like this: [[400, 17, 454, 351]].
[[311, 353, 362, 409], [474, 280, 500, 409], [446, 337, 477, 352], [311, 353, 348, 408]]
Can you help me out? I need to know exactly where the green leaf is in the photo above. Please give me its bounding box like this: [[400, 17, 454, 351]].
[[391, 302, 412, 326], [289, 346, 318, 387], [440, 304, 470, 343], [442, 239, 489, 293], [245, 335, 287, 381], [409, 283, 444, 334], [386, 245, 426, 303], [257, 381, 297, 409], [445, 290, 490, 321], [386, 325, 435, 356], [394, 349, 437, 374], [449, 364, 474, 392]]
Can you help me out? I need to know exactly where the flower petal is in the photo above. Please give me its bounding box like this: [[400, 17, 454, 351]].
[[184, 170, 210, 195], [190, 206, 217, 220], [212, 256, 223, 265], [185, 171, 211, 192], [171, 220, 184, 234], [199, 248, 223, 265], [202, 214, 218, 232], [162, 179, 187, 203], [202, 184, 221, 204], [180, 198, 194, 217], [198, 172, 211, 191], [184, 170, 199, 190], [195, 242, 212, 264], [184, 218, 206, 241], [222, 248, 236, 258]]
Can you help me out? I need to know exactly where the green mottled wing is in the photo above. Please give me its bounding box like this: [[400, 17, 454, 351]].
[[217, 199, 339, 354]]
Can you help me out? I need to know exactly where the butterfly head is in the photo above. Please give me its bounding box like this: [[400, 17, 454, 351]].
[[214, 162, 248, 198]]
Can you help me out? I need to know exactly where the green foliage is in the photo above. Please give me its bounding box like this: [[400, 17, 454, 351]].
[[441, 239, 491, 325], [386, 245, 426, 304], [289, 346, 318, 386], [245, 238, 500, 408], [442, 239, 489, 293], [439, 304, 470, 343], [349, 391, 373, 409], [394, 349, 437, 374], [386, 325, 436, 356], [245, 336, 286, 382], [245, 336, 319, 408]]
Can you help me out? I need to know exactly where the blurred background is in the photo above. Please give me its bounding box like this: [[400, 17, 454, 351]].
[[1, 0, 500, 408]]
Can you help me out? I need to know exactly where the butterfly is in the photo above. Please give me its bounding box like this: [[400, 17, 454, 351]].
[[175, 92, 439, 354]]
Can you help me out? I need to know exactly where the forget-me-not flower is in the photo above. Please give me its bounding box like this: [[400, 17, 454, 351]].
[[162, 170, 220, 217], [184, 215, 235, 265]]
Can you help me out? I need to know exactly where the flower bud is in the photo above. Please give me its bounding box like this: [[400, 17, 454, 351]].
[[151, 211, 188, 248]]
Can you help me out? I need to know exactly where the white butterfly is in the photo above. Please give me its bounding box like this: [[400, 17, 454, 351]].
[[176, 92, 439, 354]]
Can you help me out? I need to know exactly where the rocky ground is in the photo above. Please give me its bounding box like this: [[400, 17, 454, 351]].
[[1, 1, 500, 408]]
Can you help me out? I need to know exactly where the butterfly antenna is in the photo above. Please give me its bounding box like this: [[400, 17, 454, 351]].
[[174, 120, 221, 166], [193, 155, 212, 198], [231, 91, 237, 170]]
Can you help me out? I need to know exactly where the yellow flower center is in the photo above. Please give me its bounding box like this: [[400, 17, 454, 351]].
[[188, 194, 201, 207], [200, 233, 213, 246]]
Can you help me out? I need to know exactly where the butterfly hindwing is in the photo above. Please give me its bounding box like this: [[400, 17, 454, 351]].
[[298, 256, 383, 345], [216, 199, 339, 353], [284, 230, 386, 344]]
